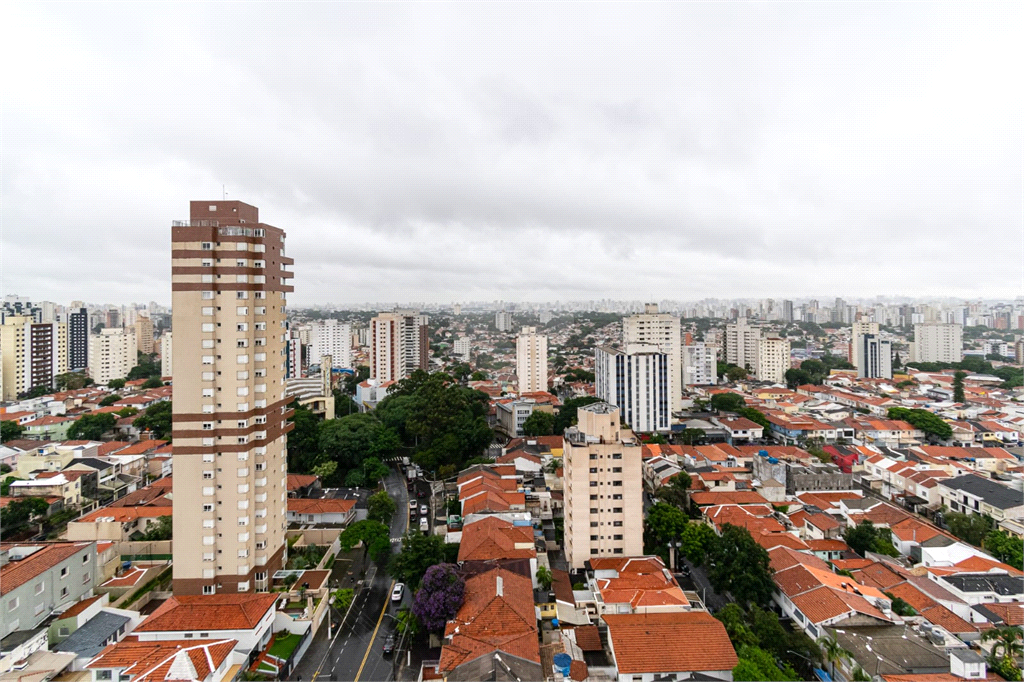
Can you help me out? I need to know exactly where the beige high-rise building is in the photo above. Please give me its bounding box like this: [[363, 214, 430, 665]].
[[170, 201, 294, 595], [622, 304, 681, 411], [563, 403, 643, 570], [757, 336, 790, 384], [911, 323, 963, 364], [0, 316, 68, 400], [89, 327, 137, 386], [515, 326, 548, 393], [161, 332, 173, 378], [725, 318, 761, 374], [134, 314, 155, 355], [850, 321, 879, 366], [370, 311, 428, 381]]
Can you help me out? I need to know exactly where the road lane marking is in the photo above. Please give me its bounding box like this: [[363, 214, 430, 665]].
[[354, 579, 395, 682]]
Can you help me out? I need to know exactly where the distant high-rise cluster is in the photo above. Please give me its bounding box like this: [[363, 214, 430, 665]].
[[310, 319, 353, 370], [370, 310, 428, 381], [515, 326, 548, 393]]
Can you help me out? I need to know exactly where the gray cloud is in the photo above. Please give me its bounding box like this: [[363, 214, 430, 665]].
[[2, 1, 1021, 306]]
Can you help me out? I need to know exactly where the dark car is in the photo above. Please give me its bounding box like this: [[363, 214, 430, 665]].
[[382, 634, 396, 655]]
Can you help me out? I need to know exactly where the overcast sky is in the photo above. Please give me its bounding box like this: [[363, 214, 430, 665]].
[[2, 2, 1022, 307]]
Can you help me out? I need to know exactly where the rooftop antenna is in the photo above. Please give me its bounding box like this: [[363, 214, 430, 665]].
[[222, 185, 227, 200]]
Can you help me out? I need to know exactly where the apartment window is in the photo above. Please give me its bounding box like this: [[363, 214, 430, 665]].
[[590, 507, 598, 514], [589, 494, 598, 500], [58, 627, 70, 637], [60, 567, 69, 579], [202, 371, 215, 381], [237, 354, 249, 364], [612, 467, 622, 473], [61, 586, 69, 597], [203, 585, 215, 595], [82, 573, 91, 584], [201, 242, 213, 250], [613, 534, 623, 540], [254, 322, 266, 331], [255, 291, 266, 299], [237, 323, 248, 332], [613, 520, 623, 527], [35, 581, 44, 595], [201, 291, 215, 300], [203, 471, 214, 479], [96, 671, 113, 681], [254, 352, 267, 362], [612, 481, 623, 486], [613, 507, 623, 513], [589, 467, 597, 474], [83, 554, 90, 564], [613, 548, 623, 554], [236, 291, 249, 299], [203, 504, 214, 512], [590, 535, 598, 541], [612, 453, 622, 460], [590, 522, 599, 527], [589, 454, 597, 460], [613, 494, 622, 500], [237, 307, 249, 315], [7, 597, 18, 611], [255, 415, 266, 425]]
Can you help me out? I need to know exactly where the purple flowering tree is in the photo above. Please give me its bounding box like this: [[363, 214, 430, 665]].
[[411, 564, 465, 632]]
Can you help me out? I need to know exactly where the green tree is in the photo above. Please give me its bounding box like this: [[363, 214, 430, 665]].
[[107, 378, 126, 389], [945, 512, 994, 547], [0, 497, 50, 539], [318, 412, 388, 473], [725, 366, 748, 383], [21, 385, 53, 399], [654, 472, 692, 509], [312, 460, 338, 485], [983, 530, 1023, 569], [732, 645, 800, 681], [99, 394, 122, 407], [67, 413, 117, 441], [707, 524, 775, 607], [952, 370, 967, 403], [843, 520, 899, 557], [367, 490, 397, 524], [735, 407, 770, 430], [886, 407, 953, 441], [469, 370, 488, 381], [55, 372, 90, 391], [142, 376, 164, 390], [343, 365, 371, 394], [678, 428, 705, 445], [389, 533, 449, 588], [711, 392, 746, 412], [344, 469, 365, 488], [552, 396, 603, 434], [536, 565, 553, 591], [394, 607, 420, 638], [287, 403, 323, 474], [134, 401, 173, 440], [362, 457, 390, 486], [982, 627, 1023, 681], [521, 410, 555, 437], [1, 421, 25, 443], [715, 603, 758, 648], [817, 635, 853, 680], [139, 515, 173, 541], [339, 519, 391, 564]]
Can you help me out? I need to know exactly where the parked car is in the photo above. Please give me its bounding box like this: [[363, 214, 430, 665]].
[[391, 583, 405, 603], [409, 500, 418, 510], [419, 517, 429, 533], [420, 504, 428, 515], [382, 634, 395, 655]]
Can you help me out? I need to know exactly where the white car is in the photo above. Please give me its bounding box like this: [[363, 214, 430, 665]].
[[420, 504, 428, 515], [391, 583, 405, 603]]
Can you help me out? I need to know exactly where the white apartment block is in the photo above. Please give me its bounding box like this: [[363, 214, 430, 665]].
[[370, 311, 428, 381], [622, 304, 682, 411], [516, 326, 548, 393], [850, 320, 879, 364], [169, 200, 293, 595], [495, 311, 513, 332], [563, 403, 644, 570], [453, 337, 471, 362], [161, 332, 173, 378], [681, 343, 716, 386], [0, 316, 68, 400], [757, 336, 790, 384], [310, 319, 353, 370], [912, 323, 963, 363], [595, 345, 671, 433], [725, 318, 761, 373], [856, 333, 892, 379], [89, 327, 137, 386]]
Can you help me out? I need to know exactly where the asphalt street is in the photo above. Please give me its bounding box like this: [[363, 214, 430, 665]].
[[292, 469, 413, 682]]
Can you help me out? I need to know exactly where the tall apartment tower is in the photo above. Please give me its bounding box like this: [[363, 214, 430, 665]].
[[170, 200, 294, 595], [911, 323, 963, 364], [161, 332, 173, 378], [782, 300, 794, 323], [67, 307, 89, 371], [494, 311, 513, 333], [725, 318, 761, 373], [681, 342, 716, 385], [135, 314, 155, 355], [563, 403, 643, 570], [756, 337, 790, 384], [856, 334, 892, 379], [849, 321, 879, 365], [370, 311, 428, 381], [89, 328, 138, 385], [622, 304, 681, 411], [594, 345, 670, 433], [310, 320, 353, 370], [0, 316, 68, 400], [516, 326, 548, 393]]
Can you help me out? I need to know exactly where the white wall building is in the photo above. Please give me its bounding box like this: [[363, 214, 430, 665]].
[[160, 332, 172, 378], [495, 311, 513, 332], [681, 342, 716, 386], [622, 304, 681, 411], [757, 336, 790, 384], [725, 318, 760, 373], [89, 327, 137, 386], [453, 337, 471, 362], [912, 323, 963, 363], [310, 319, 352, 370], [516, 326, 548, 393], [595, 345, 671, 433], [855, 333, 892, 379]]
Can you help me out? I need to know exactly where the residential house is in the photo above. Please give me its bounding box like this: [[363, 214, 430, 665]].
[[603, 611, 738, 682], [285, 498, 356, 526], [457, 516, 537, 584], [0, 542, 98, 639], [85, 637, 241, 682], [132, 593, 278, 658], [936, 474, 1024, 523]]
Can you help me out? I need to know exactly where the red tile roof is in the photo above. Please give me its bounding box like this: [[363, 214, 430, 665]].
[[58, 595, 102, 619], [603, 611, 737, 674], [0, 542, 92, 596], [135, 593, 277, 632], [690, 490, 769, 506], [458, 517, 536, 562], [287, 498, 356, 515], [286, 473, 319, 491], [87, 637, 237, 682]]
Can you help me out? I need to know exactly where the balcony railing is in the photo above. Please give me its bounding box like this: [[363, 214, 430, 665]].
[[172, 219, 220, 227]]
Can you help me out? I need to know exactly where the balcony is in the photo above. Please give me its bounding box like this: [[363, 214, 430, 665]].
[[173, 219, 220, 227]]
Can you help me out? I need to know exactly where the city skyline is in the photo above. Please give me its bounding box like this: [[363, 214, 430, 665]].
[[2, 2, 1022, 306]]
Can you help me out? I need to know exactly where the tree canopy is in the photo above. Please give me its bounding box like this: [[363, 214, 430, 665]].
[[366, 490, 397, 525], [1, 421, 25, 443], [339, 519, 391, 564], [944, 511, 993, 547], [521, 410, 555, 437], [887, 407, 953, 441], [707, 524, 775, 607], [552, 396, 603, 434], [412, 564, 465, 632], [0, 497, 49, 539], [984, 530, 1023, 569], [135, 401, 172, 440], [390, 533, 458, 588], [843, 520, 900, 557], [67, 413, 117, 441], [711, 392, 746, 412]]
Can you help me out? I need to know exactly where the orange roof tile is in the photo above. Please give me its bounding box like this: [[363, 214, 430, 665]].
[[287, 498, 356, 515], [0, 542, 92, 596], [87, 637, 237, 682], [603, 612, 737, 674], [458, 517, 536, 562], [135, 593, 277, 632]]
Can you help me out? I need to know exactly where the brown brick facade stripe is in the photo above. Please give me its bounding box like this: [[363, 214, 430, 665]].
[[172, 420, 294, 446], [172, 423, 295, 454], [175, 399, 293, 423], [173, 544, 286, 596]]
